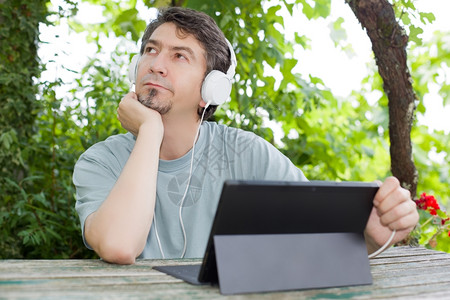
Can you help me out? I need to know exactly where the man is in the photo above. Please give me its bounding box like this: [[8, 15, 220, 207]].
[[73, 7, 419, 264]]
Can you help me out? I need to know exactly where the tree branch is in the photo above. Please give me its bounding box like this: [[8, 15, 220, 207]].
[[347, 0, 418, 197]]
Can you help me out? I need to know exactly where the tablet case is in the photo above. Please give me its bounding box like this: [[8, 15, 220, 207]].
[[154, 180, 377, 294]]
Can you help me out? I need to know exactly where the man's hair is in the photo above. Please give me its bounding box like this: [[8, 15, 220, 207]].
[[140, 7, 232, 120]]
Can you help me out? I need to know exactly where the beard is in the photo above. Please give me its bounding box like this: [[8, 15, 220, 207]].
[[137, 88, 172, 115]]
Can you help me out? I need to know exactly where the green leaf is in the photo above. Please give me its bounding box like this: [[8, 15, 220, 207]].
[[409, 25, 424, 45], [419, 12, 436, 24], [301, 1, 314, 19]]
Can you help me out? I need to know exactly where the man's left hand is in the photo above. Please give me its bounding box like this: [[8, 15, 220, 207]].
[[365, 176, 419, 254]]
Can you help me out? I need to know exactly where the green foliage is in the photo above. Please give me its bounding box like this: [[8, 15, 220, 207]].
[[0, 0, 98, 259], [391, 0, 436, 46], [410, 30, 450, 107], [0, 0, 49, 257], [413, 193, 450, 253], [355, 27, 450, 250], [407, 30, 450, 207], [69, 0, 146, 43], [0, 0, 47, 183]]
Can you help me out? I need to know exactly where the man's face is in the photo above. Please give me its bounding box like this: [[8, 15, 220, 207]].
[[135, 22, 207, 117]]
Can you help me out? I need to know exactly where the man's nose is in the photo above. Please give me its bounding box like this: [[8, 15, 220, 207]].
[[149, 53, 168, 76]]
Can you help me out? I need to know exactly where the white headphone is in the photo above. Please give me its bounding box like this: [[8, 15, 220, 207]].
[[128, 38, 237, 106]]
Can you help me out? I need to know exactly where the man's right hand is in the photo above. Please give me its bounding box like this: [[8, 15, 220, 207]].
[[117, 92, 164, 140]]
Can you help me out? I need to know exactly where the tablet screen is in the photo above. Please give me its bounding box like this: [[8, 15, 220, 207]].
[[198, 180, 378, 283]]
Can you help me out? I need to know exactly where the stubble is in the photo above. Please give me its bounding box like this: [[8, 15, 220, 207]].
[[138, 88, 172, 115]]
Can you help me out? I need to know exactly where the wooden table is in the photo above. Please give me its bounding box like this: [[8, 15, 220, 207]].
[[1, 246, 450, 299]]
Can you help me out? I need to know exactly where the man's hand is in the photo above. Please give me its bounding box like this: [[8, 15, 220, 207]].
[[117, 92, 163, 138], [364, 177, 419, 254]]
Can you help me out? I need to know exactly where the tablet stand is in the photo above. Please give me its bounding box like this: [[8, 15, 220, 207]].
[[213, 232, 372, 295]]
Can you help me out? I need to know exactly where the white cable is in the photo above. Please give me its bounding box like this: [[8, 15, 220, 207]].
[[153, 213, 165, 259], [368, 229, 396, 259], [178, 103, 210, 258], [153, 104, 209, 259]]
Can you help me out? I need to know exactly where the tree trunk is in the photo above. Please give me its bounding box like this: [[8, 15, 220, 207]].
[[347, 0, 418, 197]]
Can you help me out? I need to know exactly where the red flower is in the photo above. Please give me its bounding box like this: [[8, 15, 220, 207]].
[[415, 193, 440, 213], [415, 199, 425, 209], [442, 218, 449, 226]]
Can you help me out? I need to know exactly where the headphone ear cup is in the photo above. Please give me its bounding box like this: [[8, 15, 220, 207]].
[[128, 54, 140, 84], [201, 70, 232, 106]]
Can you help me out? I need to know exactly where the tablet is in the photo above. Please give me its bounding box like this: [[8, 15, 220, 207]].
[[154, 180, 378, 286]]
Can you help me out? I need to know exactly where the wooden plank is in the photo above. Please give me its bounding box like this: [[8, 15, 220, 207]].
[[370, 252, 450, 266], [370, 258, 450, 270], [3, 260, 449, 300], [376, 246, 441, 256], [1, 276, 449, 299], [4, 275, 449, 300], [1, 246, 450, 299], [0, 259, 200, 280]]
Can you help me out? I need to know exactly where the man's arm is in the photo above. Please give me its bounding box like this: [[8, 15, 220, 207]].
[[364, 177, 419, 255], [84, 92, 163, 264]]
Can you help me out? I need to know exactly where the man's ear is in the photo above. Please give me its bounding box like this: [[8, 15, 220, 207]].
[[199, 99, 207, 108]]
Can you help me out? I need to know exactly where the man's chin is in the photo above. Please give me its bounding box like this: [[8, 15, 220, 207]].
[[138, 98, 172, 115], [153, 105, 172, 115], [142, 102, 171, 115], [137, 89, 170, 114]]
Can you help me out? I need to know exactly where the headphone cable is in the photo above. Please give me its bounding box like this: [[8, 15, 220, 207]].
[[178, 103, 210, 258], [368, 229, 396, 259]]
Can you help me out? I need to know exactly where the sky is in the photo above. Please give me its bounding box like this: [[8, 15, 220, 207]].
[[39, 0, 450, 134]]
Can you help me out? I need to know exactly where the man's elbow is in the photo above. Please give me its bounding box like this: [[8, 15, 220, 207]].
[[85, 220, 142, 264], [97, 242, 139, 265]]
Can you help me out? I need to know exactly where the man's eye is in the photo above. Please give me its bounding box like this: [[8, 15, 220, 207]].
[[176, 53, 187, 60], [145, 47, 156, 53]]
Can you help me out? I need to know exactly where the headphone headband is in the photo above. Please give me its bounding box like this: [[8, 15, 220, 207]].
[[225, 39, 237, 78]]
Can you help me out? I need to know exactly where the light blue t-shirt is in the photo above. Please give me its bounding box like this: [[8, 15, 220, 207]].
[[73, 121, 307, 259]]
